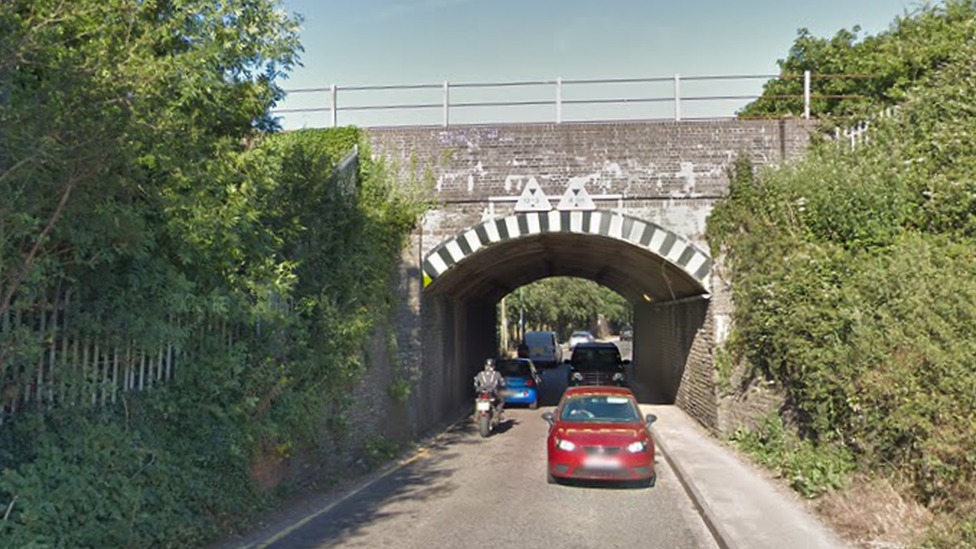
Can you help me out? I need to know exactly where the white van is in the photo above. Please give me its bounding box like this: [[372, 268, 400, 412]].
[[522, 331, 563, 368]]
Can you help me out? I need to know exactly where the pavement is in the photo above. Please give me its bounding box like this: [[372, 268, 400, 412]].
[[641, 404, 856, 549]]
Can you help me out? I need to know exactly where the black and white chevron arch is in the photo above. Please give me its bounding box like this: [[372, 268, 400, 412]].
[[422, 211, 711, 288]]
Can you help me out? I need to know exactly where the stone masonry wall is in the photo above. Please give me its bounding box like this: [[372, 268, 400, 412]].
[[711, 256, 787, 436], [268, 120, 816, 490], [633, 296, 718, 430], [368, 118, 816, 258], [364, 119, 815, 438]]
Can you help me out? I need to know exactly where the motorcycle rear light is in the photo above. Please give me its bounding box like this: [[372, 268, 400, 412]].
[[525, 379, 535, 387]]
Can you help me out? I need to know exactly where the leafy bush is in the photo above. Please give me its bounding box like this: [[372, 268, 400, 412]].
[[0, 2, 431, 547], [356, 435, 402, 471], [740, 0, 976, 117], [0, 126, 428, 548], [713, 18, 976, 547], [732, 415, 855, 499], [387, 379, 412, 405]]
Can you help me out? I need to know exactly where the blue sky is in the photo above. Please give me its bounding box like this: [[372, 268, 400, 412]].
[[275, 0, 919, 128]]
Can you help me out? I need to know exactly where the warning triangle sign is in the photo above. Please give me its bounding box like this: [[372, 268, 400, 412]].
[[557, 179, 596, 210], [514, 177, 552, 212]]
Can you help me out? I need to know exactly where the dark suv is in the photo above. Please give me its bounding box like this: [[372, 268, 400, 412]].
[[566, 342, 630, 387]]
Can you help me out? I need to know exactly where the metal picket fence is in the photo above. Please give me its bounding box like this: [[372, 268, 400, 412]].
[[832, 106, 900, 150], [0, 289, 182, 426], [0, 147, 361, 426]]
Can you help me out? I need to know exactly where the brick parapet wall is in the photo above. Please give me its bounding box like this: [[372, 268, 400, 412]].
[[368, 119, 815, 201], [369, 119, 814, 259]]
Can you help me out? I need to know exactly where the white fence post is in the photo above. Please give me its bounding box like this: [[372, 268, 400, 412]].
[[556, 77, 563, 124], [673, 73, 681, 121], [330, 84, 337, 128], [443, 81, 450, 128], [803, 70, 811, 119]]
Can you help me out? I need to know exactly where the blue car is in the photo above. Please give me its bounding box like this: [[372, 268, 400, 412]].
[[497, 358, 542, 409]]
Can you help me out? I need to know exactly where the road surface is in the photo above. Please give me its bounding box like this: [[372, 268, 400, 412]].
[[248, 358, 718, 549]]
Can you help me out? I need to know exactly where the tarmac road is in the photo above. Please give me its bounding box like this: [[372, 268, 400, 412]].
[[243, 361, 719, 549]]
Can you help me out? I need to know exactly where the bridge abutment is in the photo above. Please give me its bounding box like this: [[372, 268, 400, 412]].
[[370, 118, 814, 436], [632, 296, 718, 429]]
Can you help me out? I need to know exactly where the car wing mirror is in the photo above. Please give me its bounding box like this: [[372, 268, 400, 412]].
[[645, 414, 658, 426], [541, 412, 555, 425]]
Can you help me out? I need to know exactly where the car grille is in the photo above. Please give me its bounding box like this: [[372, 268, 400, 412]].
[[578, 372, 622, 385], [582, 445, 622, 455]]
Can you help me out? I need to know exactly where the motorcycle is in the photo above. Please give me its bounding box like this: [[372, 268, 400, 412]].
[[474, 390, 501, 437]]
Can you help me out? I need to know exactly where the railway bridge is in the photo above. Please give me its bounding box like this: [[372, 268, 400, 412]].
[[365, 117, 816, 432]]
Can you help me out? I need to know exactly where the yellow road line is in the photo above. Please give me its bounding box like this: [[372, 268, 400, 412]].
[[238, 416, 465, 549]]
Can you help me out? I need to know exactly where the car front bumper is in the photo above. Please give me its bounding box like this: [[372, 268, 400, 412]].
[[548, 449, 654, 481]]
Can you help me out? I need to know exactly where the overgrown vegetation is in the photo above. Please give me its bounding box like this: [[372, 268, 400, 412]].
[[740, 0, 976, 118], [731, 415, 855, 499], [713, 3, 976, 545], [0, 2, 429, 547]]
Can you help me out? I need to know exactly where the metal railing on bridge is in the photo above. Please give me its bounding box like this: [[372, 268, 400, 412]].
[[274, 71, 872, 128]]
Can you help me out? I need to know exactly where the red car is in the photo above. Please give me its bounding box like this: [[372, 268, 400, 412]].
[[542, 386, 656, 487]]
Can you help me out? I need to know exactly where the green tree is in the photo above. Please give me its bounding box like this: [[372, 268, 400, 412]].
[[739, 0, 976, 118], [712, 30, 976, 547], [504, 277, 631, 339], [0, 0, 301, 369]]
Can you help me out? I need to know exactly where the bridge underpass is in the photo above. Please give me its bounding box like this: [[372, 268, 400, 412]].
[[367, 118, 815, 434], [416, 211, 716, 428]]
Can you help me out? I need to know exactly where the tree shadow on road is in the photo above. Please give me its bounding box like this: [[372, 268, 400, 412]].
[[259, 423, 476, 549]]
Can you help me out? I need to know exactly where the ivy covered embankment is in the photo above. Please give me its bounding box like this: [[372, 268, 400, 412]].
[[1, 2, 429, 547], [710, 34, 976, 549], [0, 125, 428, 548]]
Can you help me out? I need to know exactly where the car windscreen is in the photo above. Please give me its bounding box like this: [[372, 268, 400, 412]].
[[497, 360, 531, 378], [559, 395, 641, 423], [571, 348, 621, 370]]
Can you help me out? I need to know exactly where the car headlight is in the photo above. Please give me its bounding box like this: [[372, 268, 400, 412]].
[[612, 372, 624, 381], [571, 372, 583, 381], [556, 438, 577, 452], [626, 440, 648, 453]]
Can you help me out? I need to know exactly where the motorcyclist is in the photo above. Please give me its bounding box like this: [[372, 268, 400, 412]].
[[474, 358, 506, 418]]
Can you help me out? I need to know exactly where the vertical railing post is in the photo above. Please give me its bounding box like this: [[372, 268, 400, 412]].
[[556, 77, 563, 124], [673, 73, 682, 121], [330, 84, 337, 128], [803, 70, 811, 119], [443, 81, 450, 128]]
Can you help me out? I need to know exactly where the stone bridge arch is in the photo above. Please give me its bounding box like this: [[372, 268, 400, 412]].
[[370, 119, 817, 435], [416, 210, 717, 432], [422, 211, 711, 301]]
